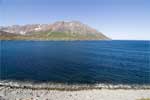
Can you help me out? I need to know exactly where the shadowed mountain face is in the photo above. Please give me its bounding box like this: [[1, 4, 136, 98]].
[[0, 21, 109, 40]]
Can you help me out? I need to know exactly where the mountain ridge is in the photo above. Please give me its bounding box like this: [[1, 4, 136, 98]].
[[0, 21, 110, 40]]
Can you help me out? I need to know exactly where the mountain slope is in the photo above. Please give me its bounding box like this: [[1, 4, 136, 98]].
[[0, 21, 110, 40]]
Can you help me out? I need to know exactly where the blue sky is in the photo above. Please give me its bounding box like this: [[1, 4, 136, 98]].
[[0, 0, 150, 40]]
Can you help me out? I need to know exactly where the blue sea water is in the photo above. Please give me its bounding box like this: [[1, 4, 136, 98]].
[[0, 40, 150, 85]]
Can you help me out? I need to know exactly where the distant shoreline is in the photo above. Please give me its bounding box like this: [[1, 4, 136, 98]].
[[0, 39, 111, 41], [1, 39, 150, 41]]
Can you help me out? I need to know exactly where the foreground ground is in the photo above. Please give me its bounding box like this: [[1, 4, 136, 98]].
[[0, 86, 150, 100]]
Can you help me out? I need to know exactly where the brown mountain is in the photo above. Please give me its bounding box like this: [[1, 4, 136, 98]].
[[0, 21, 110, 40]]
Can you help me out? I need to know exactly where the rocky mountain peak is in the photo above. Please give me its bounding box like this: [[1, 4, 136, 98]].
[[0, 21, 110, 40]]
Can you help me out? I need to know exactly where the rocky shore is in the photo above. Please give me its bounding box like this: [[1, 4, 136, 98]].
[[0, 81, 150, 100], [1, 81, 150, 90], [0, 86, 150, 100]]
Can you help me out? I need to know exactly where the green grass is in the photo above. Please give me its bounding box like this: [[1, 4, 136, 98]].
[[137, 98, 150, 100], [0, 32, 105, 40]]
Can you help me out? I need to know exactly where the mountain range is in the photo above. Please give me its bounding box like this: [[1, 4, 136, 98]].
[[0, 21, 109, 40]]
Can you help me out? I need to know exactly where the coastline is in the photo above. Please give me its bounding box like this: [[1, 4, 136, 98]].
[[0, 81, 150, 91], [0, 85, 150, 100], [0, 39, 111, 41], [1, 39, 149, 42]]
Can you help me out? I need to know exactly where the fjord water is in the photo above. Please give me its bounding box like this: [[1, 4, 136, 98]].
[[0, 40, 150, 85]]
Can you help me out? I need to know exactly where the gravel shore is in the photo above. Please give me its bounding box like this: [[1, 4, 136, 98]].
[[0, 86, 150, 100]]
